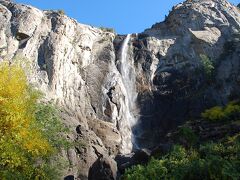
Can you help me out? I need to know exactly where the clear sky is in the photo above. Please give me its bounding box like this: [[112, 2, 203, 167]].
[[15, 0, 239, 34]]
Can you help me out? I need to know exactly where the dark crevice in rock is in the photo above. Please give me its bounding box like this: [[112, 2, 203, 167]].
[[75, 147, 81, 155], [18, 39, 28, 49], [50, 14, 61, 32], [91, 104, 97, 114], [64, 175, 74, 180], [92, 146, 103, 158], [106, 87, 118, 107], [16, 32, 29, 41], [76, 125, 82, 135], [17, 32, 31, 49]]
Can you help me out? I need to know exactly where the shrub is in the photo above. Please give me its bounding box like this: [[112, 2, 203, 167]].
[[202, 106, 225, 121], [224, 102, 240, 120], [124, 140, 240, 180], [35, 103, 72, 154], [200, 54, 214, 79], [124, 159, 168, 180], [177, 126, 198, 146], [202, 101, 240, 122], [99, 26, 115, 34], [124, 145, 199, 180], [57, 9, 65, 15]]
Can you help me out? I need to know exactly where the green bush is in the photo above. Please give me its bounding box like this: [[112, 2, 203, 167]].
[[200, 54, 214, 79], [124, 139, 240, 180], [124, 159, 168, 180], [35, 103, 71, 150], [124, 145, 189, 180], [202, 101, 240, 122], [177, 127, 198, 146], [202, 106, 225, 121], [31, 103, 71, 179]]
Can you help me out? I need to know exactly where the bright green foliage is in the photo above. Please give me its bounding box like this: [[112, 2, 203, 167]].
[[124, 146, 197, 180], [202, 106, 225, 121], [124, 158, 168, 180], [124, 139, 240, 180], [202, 101, 240, 122], [0, 62, 69, 179], [200, 54, 214, 78]]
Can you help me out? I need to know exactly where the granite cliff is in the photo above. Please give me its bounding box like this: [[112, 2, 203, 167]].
[[0, 0, 240, 179]]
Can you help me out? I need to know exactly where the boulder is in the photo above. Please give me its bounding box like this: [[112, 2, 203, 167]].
[[115, 149, 151, 174], [88, 156, 117, 180]]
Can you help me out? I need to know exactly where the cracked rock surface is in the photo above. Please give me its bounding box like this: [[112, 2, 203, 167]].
[[0, 0, 240, 179]]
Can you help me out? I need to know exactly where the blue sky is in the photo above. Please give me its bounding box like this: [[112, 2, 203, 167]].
[[16, 0, 239, 34]]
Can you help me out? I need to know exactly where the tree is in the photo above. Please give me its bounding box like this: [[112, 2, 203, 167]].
[[0, 62, 69, 179], [200, 54, 214, 79]]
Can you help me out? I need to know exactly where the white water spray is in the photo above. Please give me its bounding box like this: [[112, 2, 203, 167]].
[[119, 34, 139, 153]]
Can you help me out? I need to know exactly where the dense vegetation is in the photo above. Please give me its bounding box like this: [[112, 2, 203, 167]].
[[202, 101, 240, 122], [124, 102, 240, 180], [0, 62, 69, 179], [124, 138, 240, 180]]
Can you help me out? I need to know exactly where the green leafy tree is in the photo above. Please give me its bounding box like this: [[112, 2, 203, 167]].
[[200, 54, 214, 79]]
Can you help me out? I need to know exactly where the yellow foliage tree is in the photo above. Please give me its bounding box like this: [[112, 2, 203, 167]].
[[0, 62, 54, 178]]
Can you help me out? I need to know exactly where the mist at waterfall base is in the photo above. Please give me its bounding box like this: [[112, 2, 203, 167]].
[[118, 34, 141, 151]]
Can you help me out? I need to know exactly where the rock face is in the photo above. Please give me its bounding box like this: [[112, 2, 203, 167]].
[[134, 0, 240, 147], [0, 0, 240, 179], [88, 156, 117, 180]]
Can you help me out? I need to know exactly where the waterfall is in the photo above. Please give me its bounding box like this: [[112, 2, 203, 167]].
[[118, 34, 139, 153]]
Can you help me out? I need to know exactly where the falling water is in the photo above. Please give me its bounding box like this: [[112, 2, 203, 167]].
[[119, 34, 139, 152]]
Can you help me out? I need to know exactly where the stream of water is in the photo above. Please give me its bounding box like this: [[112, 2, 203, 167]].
[[119, 34, 139, 152]]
